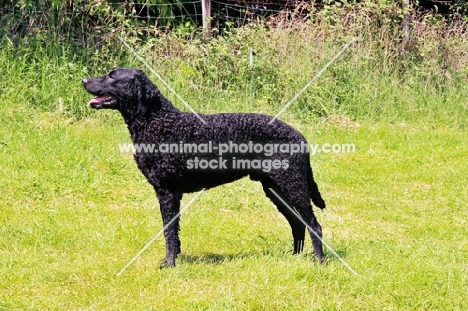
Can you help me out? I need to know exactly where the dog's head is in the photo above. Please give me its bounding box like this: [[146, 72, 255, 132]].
[[82, 68, 155, 111]]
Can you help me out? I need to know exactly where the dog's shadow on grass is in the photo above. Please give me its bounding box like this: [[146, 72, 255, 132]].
[[178, 252, 256, 266], [178, 247, 351, 266]]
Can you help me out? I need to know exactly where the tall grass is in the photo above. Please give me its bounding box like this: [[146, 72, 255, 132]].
[[2, 9, 468, 126], [0, 33, 127, 120], [127, 13, 468, 126]]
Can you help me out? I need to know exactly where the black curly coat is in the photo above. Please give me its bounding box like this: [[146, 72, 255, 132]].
[[82, 68, 326, 268]]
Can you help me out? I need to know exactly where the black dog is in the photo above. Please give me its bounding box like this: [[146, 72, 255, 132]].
[[82, 68, 326, 268]]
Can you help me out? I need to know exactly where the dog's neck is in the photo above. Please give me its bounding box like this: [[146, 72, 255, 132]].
[[158, 95, 181, 114], [120, 92, 181, 142]]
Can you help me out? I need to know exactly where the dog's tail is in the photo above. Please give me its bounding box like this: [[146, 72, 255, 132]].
[[307, 160, 326, 209]]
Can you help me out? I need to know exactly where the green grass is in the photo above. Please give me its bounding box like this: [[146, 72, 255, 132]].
[[1, 98, 467, 309]]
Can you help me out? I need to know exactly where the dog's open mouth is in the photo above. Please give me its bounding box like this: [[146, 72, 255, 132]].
[[87, 96, 115, 109]]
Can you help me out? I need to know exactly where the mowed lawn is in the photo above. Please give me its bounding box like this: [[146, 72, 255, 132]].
[[1, 102, 467, 310]]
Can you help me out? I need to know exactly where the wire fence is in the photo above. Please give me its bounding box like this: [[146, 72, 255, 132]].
[[1, 0, 307, 52], [1, 0, 300, 35], [114, 0, 297, 27]]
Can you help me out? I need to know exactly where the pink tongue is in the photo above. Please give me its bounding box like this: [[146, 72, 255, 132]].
[[88, 96, 110, 106]]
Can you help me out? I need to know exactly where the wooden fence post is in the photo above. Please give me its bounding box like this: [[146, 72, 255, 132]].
[[402, 0, 411, 49], [201, 0, 211, 39]]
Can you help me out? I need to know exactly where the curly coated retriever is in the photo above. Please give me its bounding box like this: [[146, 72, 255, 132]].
[[82, 68, 326, 268]]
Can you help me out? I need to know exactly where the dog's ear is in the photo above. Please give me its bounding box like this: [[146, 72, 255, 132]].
[[137, 74, 161, 109]]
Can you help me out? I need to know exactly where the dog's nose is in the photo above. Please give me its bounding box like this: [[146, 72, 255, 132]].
[[82, 78, 88, 85]]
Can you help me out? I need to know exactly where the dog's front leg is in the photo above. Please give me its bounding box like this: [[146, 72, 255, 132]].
[[157, 189, 183, 269]]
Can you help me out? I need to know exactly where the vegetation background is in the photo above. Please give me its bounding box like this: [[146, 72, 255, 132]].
[[1, 0, 467, 309]]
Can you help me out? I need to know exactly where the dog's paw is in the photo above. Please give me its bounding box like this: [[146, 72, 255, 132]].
[[159, 258, 176, 269], [313, 254, 325, 265]]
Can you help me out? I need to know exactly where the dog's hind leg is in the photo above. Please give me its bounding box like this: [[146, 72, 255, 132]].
[[285, 188, 324, 263], [156, 188, 183, 268], [262, 177, 324, 263], [261, 180, 306, 254]]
